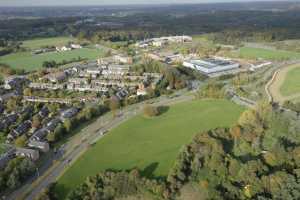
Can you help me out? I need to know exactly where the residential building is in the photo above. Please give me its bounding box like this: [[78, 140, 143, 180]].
[[9, 120, 32, 139], [44, 72, 67, 83], [60, 108, 78, 120], [116, 89, 129, 100], [0, 92, 17, 102], [114, 55, 133, 64], [29, 82, 65, 90], [39, 106, 49, 118], [4, 76, 27, 90], [28, 140, 50, 153], [136, 83, 148, 96], [30, 128, 49, 142]]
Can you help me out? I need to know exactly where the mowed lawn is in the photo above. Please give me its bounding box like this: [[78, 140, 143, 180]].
[[280, 66, 300, 96], [56, 99, 244, 198], [21, 37, 75, 50], [0, 48, 104, 71], [238, 47, 300, 61]]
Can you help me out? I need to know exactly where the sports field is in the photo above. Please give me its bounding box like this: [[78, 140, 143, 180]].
[[21, 37, 75, 50], [280, 66, 300, 96], [0, 48, 104, 71], [238, 47, 300, 61], [56, 99, 244, 198], [268, 64, 300, 103]]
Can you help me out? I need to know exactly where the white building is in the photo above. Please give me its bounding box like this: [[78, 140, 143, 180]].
[[183, 58, 240, 75], [70, 44, 82, 49], [249, 62, 272, 71], [56, 46, 72, 52], [114, 55, 133, 64]]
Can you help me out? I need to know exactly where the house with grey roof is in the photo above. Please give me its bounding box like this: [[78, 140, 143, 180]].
[[28, 140, 50, 153], [60, 108, 78, 121]]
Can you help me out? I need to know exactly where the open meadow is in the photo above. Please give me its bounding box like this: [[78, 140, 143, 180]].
[[280, 65, 300, 96], [21, 37, 75, 50], [0, 48, 104, 71], [56, 99, 244, 198], [268, 64, 300, 103], [237, 47, 300, 61]]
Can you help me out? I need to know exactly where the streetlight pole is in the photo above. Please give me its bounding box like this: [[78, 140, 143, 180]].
[[36, 167, 39, 177]]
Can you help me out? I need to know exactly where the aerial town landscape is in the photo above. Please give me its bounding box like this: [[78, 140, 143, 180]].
[[0, 1, 300, 200]]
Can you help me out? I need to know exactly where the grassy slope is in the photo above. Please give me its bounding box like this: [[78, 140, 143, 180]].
[[0, 48, 104, 71], [238, 47, 300, 60], [21, 37, 74, 50], [280, 66, 300, 96], [56, 99, 244, 198]]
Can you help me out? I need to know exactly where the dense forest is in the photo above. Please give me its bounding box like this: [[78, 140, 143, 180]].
[[1, 6, 300, 44]]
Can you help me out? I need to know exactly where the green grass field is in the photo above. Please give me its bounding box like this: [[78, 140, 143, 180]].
[[280, 66, 300, 96], [238, 47, 300, 61], [0, 48, 104, 71], [21, 37, 75, 50], [56, 99, 244, 198]]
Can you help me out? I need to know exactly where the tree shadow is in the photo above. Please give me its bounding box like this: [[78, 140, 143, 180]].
[[141, 162, 159, 178], [157, 106, 169, 116]]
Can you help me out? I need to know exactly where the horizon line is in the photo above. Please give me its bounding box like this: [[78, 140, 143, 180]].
[[0, 0, 299, 8]]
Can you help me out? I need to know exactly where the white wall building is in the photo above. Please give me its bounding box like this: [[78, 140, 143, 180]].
[[183, 58, 240, 75]]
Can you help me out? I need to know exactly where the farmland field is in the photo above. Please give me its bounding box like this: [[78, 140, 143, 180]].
[[280, 65, 300, 96], [238, 47, 300, 61], [56, 99, 244, 198], [21, 37, 75, 50], [0, 48, 104, 71]]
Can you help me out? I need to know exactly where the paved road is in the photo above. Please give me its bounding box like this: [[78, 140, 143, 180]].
[[7, 90, 193, 200]]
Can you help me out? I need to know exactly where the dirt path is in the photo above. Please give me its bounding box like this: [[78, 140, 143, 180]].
[[267, 63, 300, 103]]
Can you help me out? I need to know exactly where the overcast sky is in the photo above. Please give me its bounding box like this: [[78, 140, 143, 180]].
[[0, 0, 295, 7]]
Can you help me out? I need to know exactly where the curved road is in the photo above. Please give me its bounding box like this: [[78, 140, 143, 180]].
[[7, 91, 194, 200], [265, 62, 300, 103]]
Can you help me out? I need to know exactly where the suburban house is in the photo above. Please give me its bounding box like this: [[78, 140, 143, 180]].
[[28, 140, 50, 153], [116, 89, 129, 100], [44, 72, 67, 83], [29, 82, 66, 90], [30, 128, 49, 142], [0, 113, 18, 131], [136, 83, 148, 96], [4, 76, 28, 90], [38, 106, 50, 118], [9, 120, 32, 139], [60, 108, 78, 121], [114, 55, 133, 64], [102, 65, 130, 76], [0, 92, 17, 102], [46, 118, 61, 132]]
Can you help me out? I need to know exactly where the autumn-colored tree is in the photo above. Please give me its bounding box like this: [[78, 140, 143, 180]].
[[109, 97, 120, 117], [15, 135, 27, 147], [143, 105, 159, 117]]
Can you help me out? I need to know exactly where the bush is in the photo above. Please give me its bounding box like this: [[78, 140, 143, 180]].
[[143, 105, 159, 117]]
